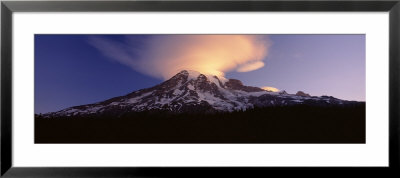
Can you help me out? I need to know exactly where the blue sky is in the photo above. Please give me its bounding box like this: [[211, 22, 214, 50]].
[[35, 34, 365, 114]]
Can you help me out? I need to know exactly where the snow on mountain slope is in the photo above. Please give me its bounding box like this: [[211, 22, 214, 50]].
[[43, 70, 361, 117]]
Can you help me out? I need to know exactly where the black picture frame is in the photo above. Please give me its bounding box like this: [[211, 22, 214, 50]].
[[1, 0, 399, 177]]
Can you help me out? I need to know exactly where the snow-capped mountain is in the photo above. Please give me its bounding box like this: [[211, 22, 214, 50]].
[[44, 70, 361, 117]]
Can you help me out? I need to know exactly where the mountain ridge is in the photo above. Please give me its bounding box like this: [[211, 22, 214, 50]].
[[42, 70, 363, 118]]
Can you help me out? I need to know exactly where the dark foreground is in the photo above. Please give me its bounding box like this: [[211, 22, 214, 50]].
[[35, 104, 365, 143]]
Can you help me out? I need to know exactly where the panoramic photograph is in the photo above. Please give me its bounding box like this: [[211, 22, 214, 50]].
[[34, 34, 365, 143]]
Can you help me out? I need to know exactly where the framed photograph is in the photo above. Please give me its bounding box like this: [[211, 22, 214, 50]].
[[1, 0, 399, 176]]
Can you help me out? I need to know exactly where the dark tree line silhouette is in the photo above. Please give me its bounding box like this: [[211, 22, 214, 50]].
[[35, 104, 365, 143]]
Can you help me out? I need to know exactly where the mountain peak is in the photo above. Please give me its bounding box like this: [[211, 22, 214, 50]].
[[172, 70, 229, 86], [173, 70, 208, 81], [176, 70, 189, 76]]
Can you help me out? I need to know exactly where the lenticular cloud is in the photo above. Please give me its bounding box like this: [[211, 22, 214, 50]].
[[88, 35, 271, 80]]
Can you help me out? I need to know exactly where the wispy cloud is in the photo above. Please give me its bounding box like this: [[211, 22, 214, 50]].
[[261, 86, 280, 92], [236, 61, 265, 72], [88, 35, 271, 80]]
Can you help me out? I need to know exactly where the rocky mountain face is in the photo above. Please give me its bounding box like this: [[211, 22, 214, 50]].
[[43, 70, 362, 117], [296, 91, 311, 97]]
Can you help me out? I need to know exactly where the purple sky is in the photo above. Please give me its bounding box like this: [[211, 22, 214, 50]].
[[35, 34, 365, 114], [229, 35, 365, 102]]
